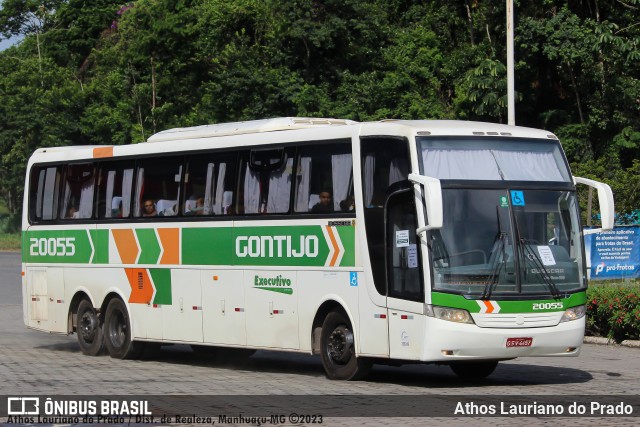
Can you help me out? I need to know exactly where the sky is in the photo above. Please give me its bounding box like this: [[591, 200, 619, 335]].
[[0, 36, 22, 51]]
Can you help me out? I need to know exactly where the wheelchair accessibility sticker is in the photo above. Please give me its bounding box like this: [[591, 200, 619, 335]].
[[350, 272, 358, 287], [510, 190, 525, 206]]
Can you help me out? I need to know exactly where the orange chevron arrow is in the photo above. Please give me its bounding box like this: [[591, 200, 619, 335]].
[[325, 226, 340, 267], [112, 229, 139, 264], [126, 268, 154, 304]]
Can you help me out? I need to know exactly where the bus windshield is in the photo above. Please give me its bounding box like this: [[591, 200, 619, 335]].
[[427, 188, 585, 297], [417, 137, 585, 297]]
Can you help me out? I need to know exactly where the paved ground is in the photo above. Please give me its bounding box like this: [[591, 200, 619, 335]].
[[1, 252, 638, 426]]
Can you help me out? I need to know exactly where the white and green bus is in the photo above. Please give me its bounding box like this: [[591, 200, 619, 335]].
[[22, 117, 614, 380]]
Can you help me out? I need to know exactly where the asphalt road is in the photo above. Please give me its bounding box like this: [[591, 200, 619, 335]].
[[1, 251, 638, 426]]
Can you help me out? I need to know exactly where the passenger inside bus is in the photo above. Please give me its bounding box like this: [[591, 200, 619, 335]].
[[311, 191, 334, 213], [185, 197, 205, 215], [66, 205, 79, 219], [340, 195, 355, 212], [142, 199, 157, 217]]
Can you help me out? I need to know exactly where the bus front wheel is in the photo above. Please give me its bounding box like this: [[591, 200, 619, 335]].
[[320, 310, 371, 380], [76, 299, 104, 356], [450, 360, 499, 379], [104, 298, 143, 359]]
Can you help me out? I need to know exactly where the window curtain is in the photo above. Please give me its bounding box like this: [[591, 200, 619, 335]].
[[202, 162, 215, 214], [389, 158, 408, 186], [122, 168, 133, 217], [35, 170, 45, 218], [422, 149, 502, 180], [78, 180, 94, 218], [61, 182, 71, 218], [105, 170, 116, 218], [213, 163, 227, 215], [295, 157, 312, 212], [492, 151, 565, 181], [422, 148, 567, 182], [243, 165, 261, 214], [364, 154, 375, 207], [267, 158, 293, 213], [331, 154, 352, 210]]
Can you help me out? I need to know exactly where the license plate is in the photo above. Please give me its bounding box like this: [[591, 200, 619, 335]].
[[506, 337, 533, 347]]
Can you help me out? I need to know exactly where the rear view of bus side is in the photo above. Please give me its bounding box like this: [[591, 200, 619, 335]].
[[21, 118, 614, 380]]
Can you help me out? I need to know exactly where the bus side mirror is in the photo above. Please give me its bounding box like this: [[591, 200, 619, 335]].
[[573, 176, 615, 235], [408, 173, 443, 233]]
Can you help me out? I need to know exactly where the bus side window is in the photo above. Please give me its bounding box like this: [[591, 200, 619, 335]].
[[97, 161, 134, 219], [293, 142, 353, 214], [30, 165, 62, 222], [133, 157, 183, 217], [183, 153, 237, 216], [59, 164, 95, 220], [239, 148, 294, 215]]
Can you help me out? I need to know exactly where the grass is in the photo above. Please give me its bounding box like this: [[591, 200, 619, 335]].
[[0, 232, 21, 251]]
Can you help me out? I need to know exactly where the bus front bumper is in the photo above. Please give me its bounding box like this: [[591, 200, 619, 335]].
[[422, 316, 585, 361]]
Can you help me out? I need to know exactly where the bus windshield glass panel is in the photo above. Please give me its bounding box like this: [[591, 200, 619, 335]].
[[418, 137, 584, 297]]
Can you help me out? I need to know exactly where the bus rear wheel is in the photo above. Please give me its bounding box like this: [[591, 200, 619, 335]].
[[76, 299, 104, 356], [104, 298, 143, 359], [450, 361, 499, 379], [320, 310, 371, 380]]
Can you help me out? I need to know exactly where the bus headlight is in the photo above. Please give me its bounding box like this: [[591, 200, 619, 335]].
[[560, 305, 586, 322], [426, 305, 474, 324]]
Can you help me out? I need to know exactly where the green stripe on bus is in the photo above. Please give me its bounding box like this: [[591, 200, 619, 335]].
[[136, 229, 161, 264], [23, 224, 356, 268], [335, 226, 355, 267], [232, 226, 330, 267], [90, 229, 109, 264], [149, 269, 172, 305], [22, 230, 94, 263], [181, 227, 233, 265], [431, 291, 588, 313]]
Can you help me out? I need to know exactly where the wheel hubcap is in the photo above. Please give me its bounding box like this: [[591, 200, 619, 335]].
[[328, 325, 354, 364], [79, 310, 97, 342], [109, 312, 126, 347]]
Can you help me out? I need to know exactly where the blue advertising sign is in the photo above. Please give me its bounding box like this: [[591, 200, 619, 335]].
[[585, 226, 640, 280]]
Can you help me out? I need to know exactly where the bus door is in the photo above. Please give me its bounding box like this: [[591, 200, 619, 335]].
[[385, 186, 425, 360]]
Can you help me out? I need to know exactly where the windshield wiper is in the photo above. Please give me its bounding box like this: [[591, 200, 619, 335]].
[[481, 231, 506, 300], [510, 207, 562, 299], [521, 240, 563, 299]]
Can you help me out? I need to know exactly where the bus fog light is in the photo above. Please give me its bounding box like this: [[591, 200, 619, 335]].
[[441, 350, 454, 356], [432, 306, 474, 324], [560, 305, 586, 322]]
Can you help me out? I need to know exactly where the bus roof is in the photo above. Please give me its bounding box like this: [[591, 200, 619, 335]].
[[147, 118, 557, 142], [27, 118, 559, 164], [146, 117, 358, 142]]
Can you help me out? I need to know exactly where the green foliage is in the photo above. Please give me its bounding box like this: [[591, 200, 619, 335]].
[[571, 158, 640, 225], [586, 284, 640, 343], [0, 0, 62, 38], [0, 0, 638, 225]]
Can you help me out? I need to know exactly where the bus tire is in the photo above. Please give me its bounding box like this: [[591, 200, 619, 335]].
[[76, 299, 104, 356], [450, 360, 499, 379], [320, 310, 371, 380], [104, 298, 143, 359]]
